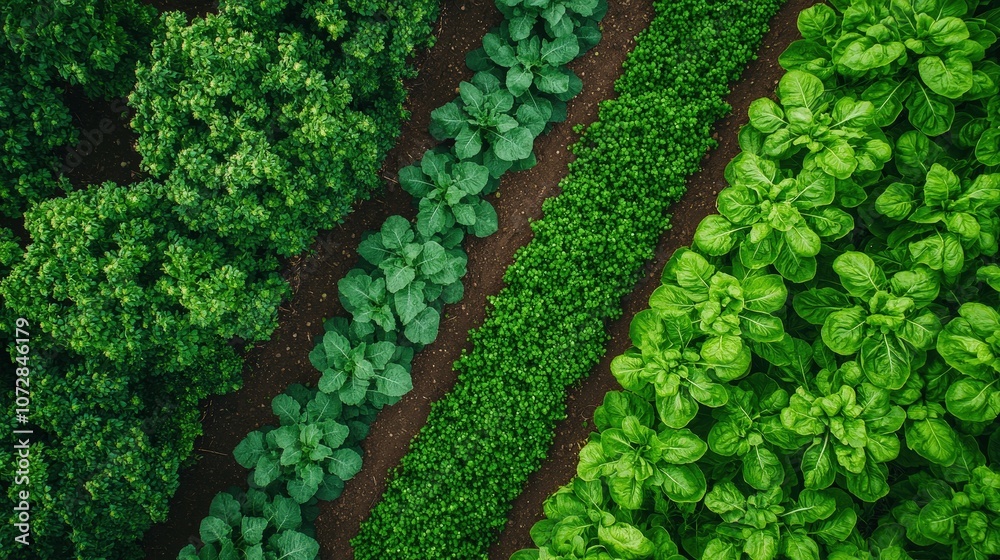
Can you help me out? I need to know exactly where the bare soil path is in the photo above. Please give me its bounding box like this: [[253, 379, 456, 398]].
[[141, 0, 659, 557], [488, 1, 817, 557]]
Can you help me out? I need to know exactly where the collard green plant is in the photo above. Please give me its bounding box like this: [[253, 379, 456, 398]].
[[481, 32, 581, 98], [177, 489, 319, 560], [234, 389, 362, 504], [429, 72, 543, 163], [308, 317, 413, 407], [398, 151, 498, 238], [348, 216, 467, 344], [495, 0, 606, 44]]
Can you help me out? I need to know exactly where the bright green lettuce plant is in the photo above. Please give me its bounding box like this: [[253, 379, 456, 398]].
[[779, 2, 1000, 136], [702, 483, 857, 559], [708, 374, 808, 491], [577, 391, 708, 507], [937, 302, 1000, 422], [694, 154, 856, 282], [509, 477, 684, 560], [793, 252, 941, 389], [876, 163, 1000, 282], [745, 70, 892, 180]]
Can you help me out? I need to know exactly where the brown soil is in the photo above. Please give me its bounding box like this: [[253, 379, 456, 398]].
[[488, 0, 817, 557], [141, 0, 656, 557]]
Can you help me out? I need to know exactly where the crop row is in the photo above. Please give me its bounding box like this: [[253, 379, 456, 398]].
[[350, 1, 786, 558], [175, 0, 609, 557], [0, 0, 439, 558], [516, 2, 1000, 559]]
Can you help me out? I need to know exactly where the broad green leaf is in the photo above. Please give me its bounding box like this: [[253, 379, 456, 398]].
[[906, 83, 955, 136], [694, 214, 742, 256], [774, 242, 817, 283], [490, 126, 534, 161], [272, 394, 301, 425], [657, 391, 699, 429], [802, 437, 837, 489], [821, 307, 866, 355], [659, 463, 707, 502], [860, 334, 911, 390], [793, 288, 850, 325], [273, 531, 320, 560], [905, 418, 959, 466], [918, 55, 973, 99], [833, 252, 885, 298], [845, 460, 890, 502], [945, 378, 1000, 422], [329, 448, 363, 480], [658, 429, 708, 464], [234, 432, 265, 469], [779, 70, 825, 108], [862, 79, 913, 127], [199, 516, 231, 545], [917, 500, 959, 545], [404, 306, 440, 345], [455, 126, 483, 159], [540, 35, 579, 65], [749, 98, 786, 133], [596, 522, 655, 559], [743, 446, 784, 490], [975, 127, 1000, 166], [376, 363, 412, 397]]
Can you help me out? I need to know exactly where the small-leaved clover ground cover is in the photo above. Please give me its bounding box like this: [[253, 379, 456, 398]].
[[517, 2, 1000, 558]]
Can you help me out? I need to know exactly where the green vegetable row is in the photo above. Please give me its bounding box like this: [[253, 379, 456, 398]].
[[177, 0, 607, 558], [516, 1, 1000, 559], [351, 1, 785, 558], [0, 0, 440, 558]]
